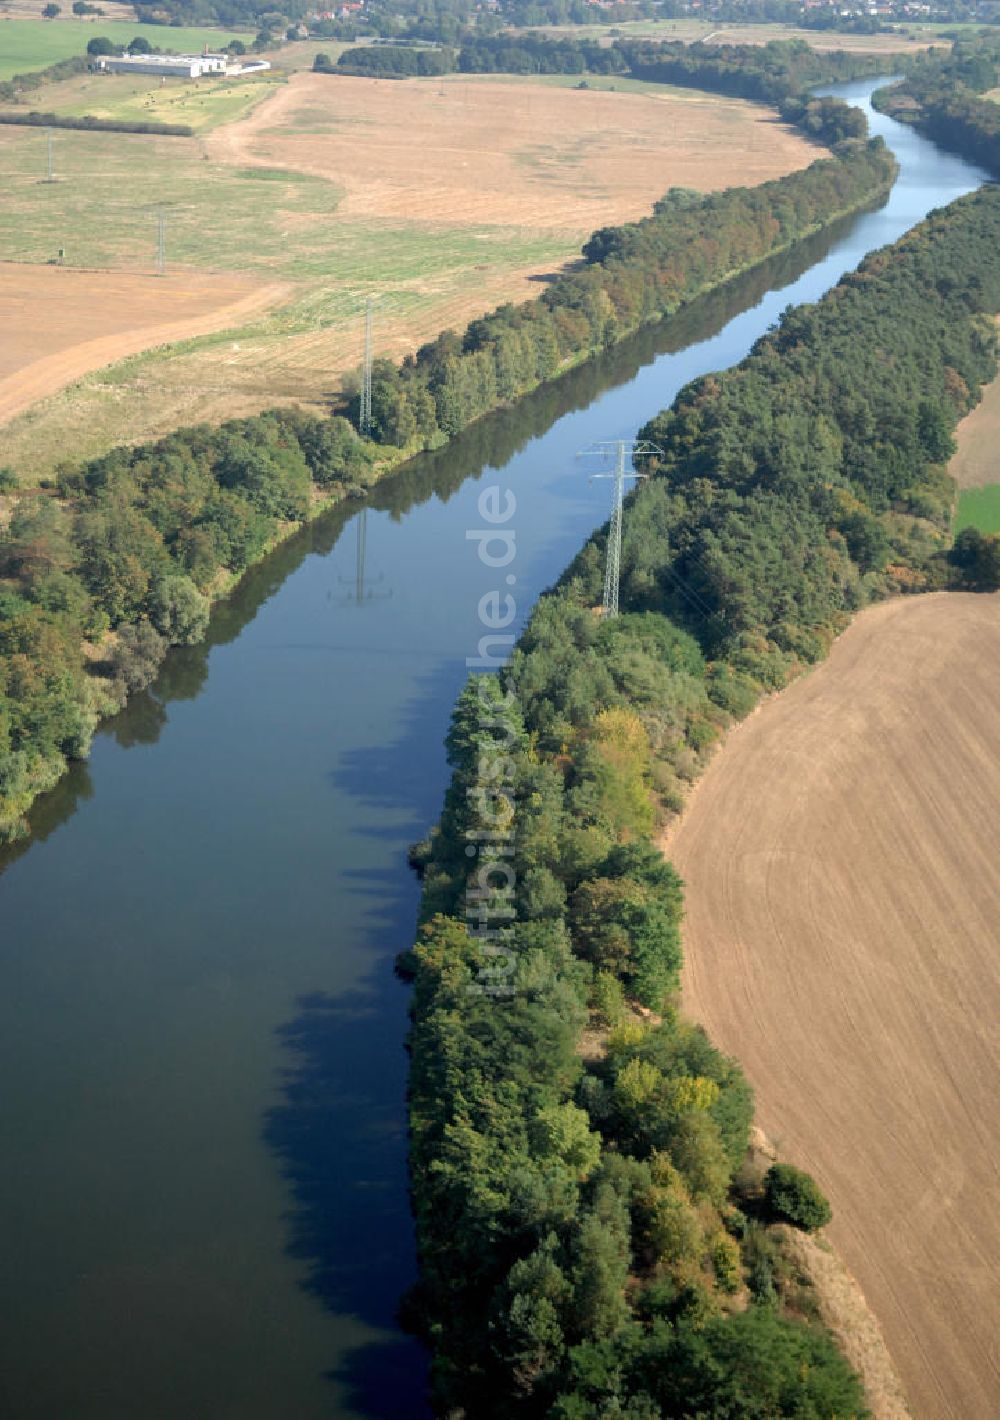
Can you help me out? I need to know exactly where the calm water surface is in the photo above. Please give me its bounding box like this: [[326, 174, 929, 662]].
[[0, 82, 989, 1418]]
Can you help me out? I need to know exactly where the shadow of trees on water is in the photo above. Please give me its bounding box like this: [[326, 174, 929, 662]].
[[265, 977, 432, 1419]]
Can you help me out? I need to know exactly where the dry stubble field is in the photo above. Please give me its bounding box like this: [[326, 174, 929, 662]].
[[0, 266, 289, 426], [205, 72, 817, 227], [664, 591, 1000, 1420], [0, 72, 824, 478]]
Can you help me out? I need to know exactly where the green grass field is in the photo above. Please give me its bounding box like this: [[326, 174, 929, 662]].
[[12, 68, 282, 132], [0, 124, 564, 281], [0, 19, 248, 82], [0, 125, 340, 270], [956, 484, 1000, 535]]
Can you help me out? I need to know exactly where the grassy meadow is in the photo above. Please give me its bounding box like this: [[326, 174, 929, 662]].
[[956, 483, 1000, 534], [7, 68, 283, 133], [0, 112, 571, 477], [0, 19, 248, 81], [0, 60, 821, 479], [0, 123, 564, 278]]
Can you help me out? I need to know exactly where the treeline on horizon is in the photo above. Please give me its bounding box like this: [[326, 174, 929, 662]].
[[873, 30, 1000, 175], [402, 184, 1000, 1418], [0, 128, 893, 843], [120, 0, 938, 46]]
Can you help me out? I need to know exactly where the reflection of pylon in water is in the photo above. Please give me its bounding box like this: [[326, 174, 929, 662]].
[[338, 506, 392, 605]]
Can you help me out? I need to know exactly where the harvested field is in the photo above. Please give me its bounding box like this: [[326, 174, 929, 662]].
[[2, 72, 823, 476], [951, 328, 1000, 489], [206, 72, 823, 231], [0, 264, 289, 431], [665, 592, 1000, 1420]]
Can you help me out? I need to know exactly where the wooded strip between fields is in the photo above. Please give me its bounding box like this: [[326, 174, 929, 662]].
[[402, 182, 1000, 1416]]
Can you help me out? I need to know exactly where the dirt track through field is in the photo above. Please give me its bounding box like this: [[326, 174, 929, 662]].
[[664, 592, 1000, 1419], [205, 72, 824, 232], [0, 265, 290, 428]]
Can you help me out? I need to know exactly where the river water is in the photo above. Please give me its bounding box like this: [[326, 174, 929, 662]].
[[0, 81, 989, 1419]]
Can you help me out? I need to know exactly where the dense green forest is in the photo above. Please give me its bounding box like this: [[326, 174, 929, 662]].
[[402, 185, 1000, 1417], [872, 31, 1000, 174], [0, 131, 893, 842]]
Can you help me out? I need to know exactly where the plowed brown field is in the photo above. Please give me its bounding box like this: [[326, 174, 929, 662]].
[[0, 265, 288, 427], [664, 591, 1000, 1420]]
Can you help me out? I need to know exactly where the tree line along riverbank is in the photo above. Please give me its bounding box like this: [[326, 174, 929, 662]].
[[402, 184, 1000, 1415], [0, 73, 894, 842], [872, 30, 1000, 177]]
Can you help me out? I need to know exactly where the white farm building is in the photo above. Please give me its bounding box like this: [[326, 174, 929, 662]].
[[96, 52, 262, 79]]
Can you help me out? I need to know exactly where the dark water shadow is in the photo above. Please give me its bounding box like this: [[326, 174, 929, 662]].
[[263, 666, 461, 1415], [264, 961, 431, 1418], [331, 660, 458, 835]]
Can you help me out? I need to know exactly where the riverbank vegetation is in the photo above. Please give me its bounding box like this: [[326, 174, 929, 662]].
[[402, 185, 1000, 1414], [872, 30, 1000, 173], [344, 141, 896, 446], [0, 126, 895, 842]]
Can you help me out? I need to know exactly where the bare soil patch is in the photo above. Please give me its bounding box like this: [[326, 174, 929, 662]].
[[665, 592, 1000, 1420], [951, 325, 1000, 489], [0, 263, 289, 431], [206, 72, 825, 233]]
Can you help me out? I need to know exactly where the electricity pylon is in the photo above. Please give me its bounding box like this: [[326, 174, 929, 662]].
[[580, 440, 661, 618], [360, 295, 374, 435]]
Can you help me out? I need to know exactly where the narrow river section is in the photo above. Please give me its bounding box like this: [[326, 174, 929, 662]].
[[0, 81, 988, 1420]]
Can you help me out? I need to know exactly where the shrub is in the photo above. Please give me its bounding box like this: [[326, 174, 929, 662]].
[[110, 620, 166, 693], [764, 1162, 833, 1231], [148, 575, 210, 646]]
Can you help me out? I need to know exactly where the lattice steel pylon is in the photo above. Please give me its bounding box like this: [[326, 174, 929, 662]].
[[581, 440, 662, 618], [360, 295, 374, 435]]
